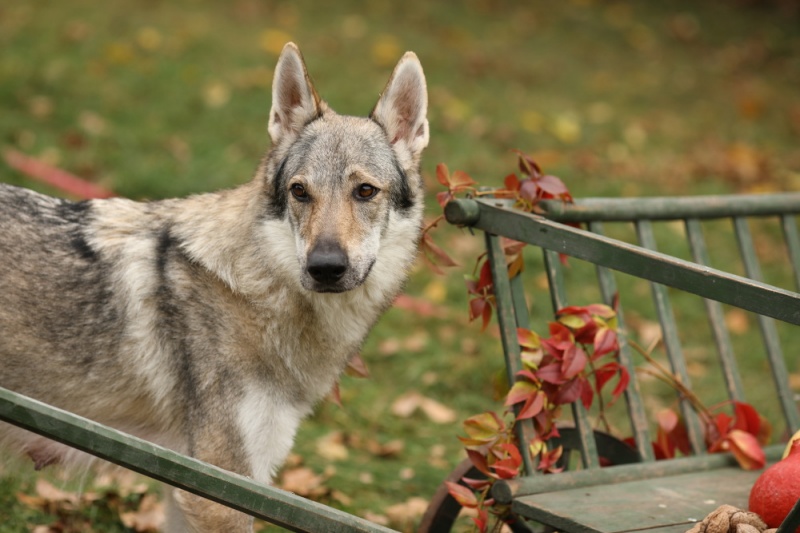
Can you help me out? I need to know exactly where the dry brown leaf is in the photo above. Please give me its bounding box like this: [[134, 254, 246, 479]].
[[362, 511, 390, 526], [120, 493, 164, 532], [36, 479, 80, 506], [391, 392, 456, 424], [378, 337, 401, 356], [403, 331, 429, 352], [419, 397, 457, 424], [390, 391, 422, 418], [16, 491, 47, 509], [725, 309, 750, 335], [315, 431, 349, 461], [366, 439, 405, 458], [428, 444, 449, 468], [385, 497, 429, 526], [280, 467, 324, 496], [331, 490, 352, 506]]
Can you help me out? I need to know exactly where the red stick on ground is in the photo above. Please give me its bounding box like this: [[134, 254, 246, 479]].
[[3, 148, 115, 199]]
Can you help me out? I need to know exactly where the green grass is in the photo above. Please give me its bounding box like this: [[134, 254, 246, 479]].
[[2, 1, 800, 531]]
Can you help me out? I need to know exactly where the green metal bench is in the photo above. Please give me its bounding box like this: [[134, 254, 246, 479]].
[[0, 386, 395, 532], [421, 192, 800, 533]]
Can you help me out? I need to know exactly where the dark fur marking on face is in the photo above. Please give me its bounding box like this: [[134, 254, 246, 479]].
[[267, 157, 290, 219], [303, 113, 323, 128], [391, 159, 414, 211], [367, 120, 415, 212]]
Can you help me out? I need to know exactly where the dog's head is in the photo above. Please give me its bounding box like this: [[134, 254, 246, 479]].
[[261, 43, 428, 293]]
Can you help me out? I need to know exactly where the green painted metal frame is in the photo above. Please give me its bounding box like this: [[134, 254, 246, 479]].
[[0, 386, 396, 533], [536, 192, 800, 222], [445, 198, 800, 326]]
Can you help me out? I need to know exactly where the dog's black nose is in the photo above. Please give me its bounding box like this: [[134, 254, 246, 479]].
[[307, 241, 348, 285]]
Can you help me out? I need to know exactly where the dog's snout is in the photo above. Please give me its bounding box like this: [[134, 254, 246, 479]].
[[307, 241, 348, 285]]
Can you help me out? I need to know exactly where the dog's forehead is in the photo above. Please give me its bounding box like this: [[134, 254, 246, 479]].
[[288, 116, 398, 183]]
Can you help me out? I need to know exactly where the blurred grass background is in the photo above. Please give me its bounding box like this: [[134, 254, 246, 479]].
[[1, 0, 799, 531]]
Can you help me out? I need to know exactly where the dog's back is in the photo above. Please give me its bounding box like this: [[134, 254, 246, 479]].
[[0, 184, 125, 403]]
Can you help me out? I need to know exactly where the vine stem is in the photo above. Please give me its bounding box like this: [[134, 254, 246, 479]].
[[422, 213, 446, 234], [629, 340, 714, 426]]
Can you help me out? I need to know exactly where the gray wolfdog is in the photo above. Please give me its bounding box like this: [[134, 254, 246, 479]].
[[0, 42, 428, 531]]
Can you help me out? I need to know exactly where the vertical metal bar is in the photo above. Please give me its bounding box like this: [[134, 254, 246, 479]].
[[782, 214, 800, 291], [485, 232, 536, 475], [685, 218, 745, 403], [588, 221, 654, 463], [636, 220, 706, 455], [543, 248, 601, 469], [733, 217, 800, 433]]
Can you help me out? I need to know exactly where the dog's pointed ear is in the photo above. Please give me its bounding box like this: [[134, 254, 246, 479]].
[[371, 52, 429, 166], [268, 43, 322, 145]]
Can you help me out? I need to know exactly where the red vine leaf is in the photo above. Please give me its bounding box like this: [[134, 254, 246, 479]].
[[473, 508, 489, 533], [444, 481, 479, 509], [726, 429, 766, 470], [466, 448, 493, 477], [537, 445, 564, 473], [536, 363, 566, 385], [611, 366, 630, 404], [516, 391, 546, 420], [561, 344, 588, 379], [505, 380, 538, 407], [593, 327, 619, 359]]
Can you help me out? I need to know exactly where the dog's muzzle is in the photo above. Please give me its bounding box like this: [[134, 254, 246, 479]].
[[307, 240, 349, 290]]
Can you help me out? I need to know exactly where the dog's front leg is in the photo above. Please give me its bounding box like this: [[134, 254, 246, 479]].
[[164, 385, 305, 532], [164, 441, 255, 532], [168, 487, 253, 532], [164, 414, 257, 532]]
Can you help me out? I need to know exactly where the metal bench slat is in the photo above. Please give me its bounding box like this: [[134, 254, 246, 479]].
[[733, 216, 800, 433], [685, 218, 746, 403], [589, 221, 655, 463], [635, 220, 706, 456], [485, 232, 537, 475], [782, 214, 800, 291], [543, 248, 601, 470], [538, 192, 800, 222]]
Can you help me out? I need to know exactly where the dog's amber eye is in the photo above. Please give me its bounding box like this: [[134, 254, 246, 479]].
[[290, 183, 309, 201], [355, 184, 379, 200]]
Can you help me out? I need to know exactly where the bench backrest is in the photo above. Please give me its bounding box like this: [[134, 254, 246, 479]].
[[446, 193, 800, 475]]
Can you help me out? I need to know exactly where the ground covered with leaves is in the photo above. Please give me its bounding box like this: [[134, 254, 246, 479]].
[[1, 1, 800, 531]]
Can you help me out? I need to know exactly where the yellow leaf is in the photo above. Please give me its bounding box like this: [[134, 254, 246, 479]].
[[260, 29, 293, 55], [136, 27, 162, 52], [203, 81, 230, 109], [371, 35, 401, 67], [551, 113, 581, 144], [422, 279, 447, 303]]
